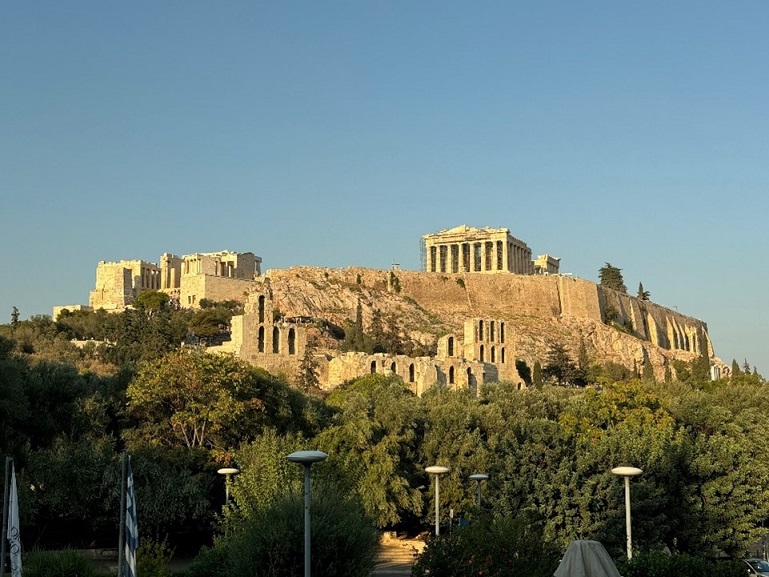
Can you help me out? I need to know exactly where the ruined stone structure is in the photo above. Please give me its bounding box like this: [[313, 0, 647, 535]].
[[59, 224, 721, 390], [423, 225, 539, 275], [534, 254, 561, 275], [89, 260, 161, 311], [87, 251, 261, 311], [211, 281, 311, 379], [211, 281, 524, 395]]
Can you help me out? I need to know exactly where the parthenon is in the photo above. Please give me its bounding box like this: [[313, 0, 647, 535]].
[[422, 225, 557, 275]]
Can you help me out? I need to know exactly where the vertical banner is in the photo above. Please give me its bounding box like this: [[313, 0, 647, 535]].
[[125, 458, 138, 577], [7, 463, 21, 577]]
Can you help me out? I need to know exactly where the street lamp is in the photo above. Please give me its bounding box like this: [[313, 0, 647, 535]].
[[425, 465, 450, 536], [287, 450, 328, 577], [217, 467, 239, 505], [611, 466, 642, 560], [469, 473, 489, 512]]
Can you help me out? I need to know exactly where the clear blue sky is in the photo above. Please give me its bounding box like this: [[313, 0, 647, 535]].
[[2, 2, 767, 375]]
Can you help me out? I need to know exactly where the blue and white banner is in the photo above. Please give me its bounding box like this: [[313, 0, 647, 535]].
[[7, 462, 22, 577], [125, 459, 138, 577]]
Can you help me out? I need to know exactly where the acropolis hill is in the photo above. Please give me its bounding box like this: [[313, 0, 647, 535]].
[[57, 226, 720, 393]]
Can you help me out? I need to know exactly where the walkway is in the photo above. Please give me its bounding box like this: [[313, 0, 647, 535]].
[[372, 534, 425, 577]]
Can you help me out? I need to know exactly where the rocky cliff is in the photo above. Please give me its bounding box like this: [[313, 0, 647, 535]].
[[257, 266, 718, 380]]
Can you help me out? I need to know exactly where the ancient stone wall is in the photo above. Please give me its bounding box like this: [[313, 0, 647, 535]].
[[89, 260, 159, 310], [209, 284, 308, 380], [178, 275, 253, 308], [323, 353, 502, 396]]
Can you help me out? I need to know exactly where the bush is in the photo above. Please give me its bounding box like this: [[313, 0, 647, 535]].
[[23, 549, 96, 577], [616, 551, 746, 577], [188, 485, 378, 577], [185, 544, 229, 577], [412, 513, 560, 577], [137, 537, 175, 577]]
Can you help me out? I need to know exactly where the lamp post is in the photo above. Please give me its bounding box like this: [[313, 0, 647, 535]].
[[287, 450, 327, 577], [469, 473, 489, 512], [217, 467, 239, 506], [611, 466, 642, 560], [425, 465, 450, 536]]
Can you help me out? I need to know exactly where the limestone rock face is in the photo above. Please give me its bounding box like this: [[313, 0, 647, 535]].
[[259, 267, 718, 380]]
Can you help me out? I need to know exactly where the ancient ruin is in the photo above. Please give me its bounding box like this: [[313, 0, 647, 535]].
[[55, 225, 722, 394], [87, 251, 261, 311], [422, 224, 559, 275], [210, 280, 523, 395]]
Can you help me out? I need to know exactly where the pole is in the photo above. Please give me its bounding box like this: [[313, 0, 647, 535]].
[[476, 481, 482, 511], [286, 451, 326, 577], [303, 464, 311, 577], [434, 475, 440, 536], [624, 476, 632, 560], [117, 451, 127, 577], [1, 457, 12, 577]]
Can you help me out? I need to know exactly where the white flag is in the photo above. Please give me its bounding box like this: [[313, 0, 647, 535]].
[[125, 459, 138, 577], [7, 463, 22, 577]]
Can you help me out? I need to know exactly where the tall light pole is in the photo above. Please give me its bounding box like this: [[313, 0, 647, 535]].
[[217, 467, 239, 506], [287, 450, 327, 577], [611, 466, 642, 560], [469, 473, 489, 512], [425, 465, 450, 536]]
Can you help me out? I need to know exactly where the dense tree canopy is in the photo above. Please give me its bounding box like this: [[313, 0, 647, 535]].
[[125, 349, 313, 452], [2, 309, 769, 567]]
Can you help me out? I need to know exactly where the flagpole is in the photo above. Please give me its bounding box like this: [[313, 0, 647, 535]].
[[1, 456, 11, 577], [117, 451, 126, 577]]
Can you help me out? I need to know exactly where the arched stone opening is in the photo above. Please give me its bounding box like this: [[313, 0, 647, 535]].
[[272, 327, 280, 353], [288, 328, 296, 355]]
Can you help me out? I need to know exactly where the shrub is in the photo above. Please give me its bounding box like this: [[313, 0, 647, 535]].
[[412, 513, 560, 577], [23, 549, 96, 577], [185, 544, 229, 577], [189, 485, 378, 577], [137, 537, 175, 577], [616, 551, 745, 577]]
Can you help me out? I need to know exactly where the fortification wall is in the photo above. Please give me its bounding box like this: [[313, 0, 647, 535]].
[[177, 275, 253, 308], [323, 352, 510, 396], [263, 267, 711, 362]]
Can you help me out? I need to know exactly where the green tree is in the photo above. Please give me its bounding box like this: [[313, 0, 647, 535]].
[[188, 308, 230, 341], [420, 388, 494, 523], [296, 337, 320, 392], [316, 374, 424, 527], [599, 263, 627, 293], [125, 349, 308, 452], [11, 306, 20, 326], [341, 300, 368, 352], [532, 360, 543, 387], [133, 290, 171, 314], [731, 359, 741, 378], [637, 282, 650, 300], [542, 341, 580, 386], [198, 486, 377, 577], [413, 512, 559, 577]]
